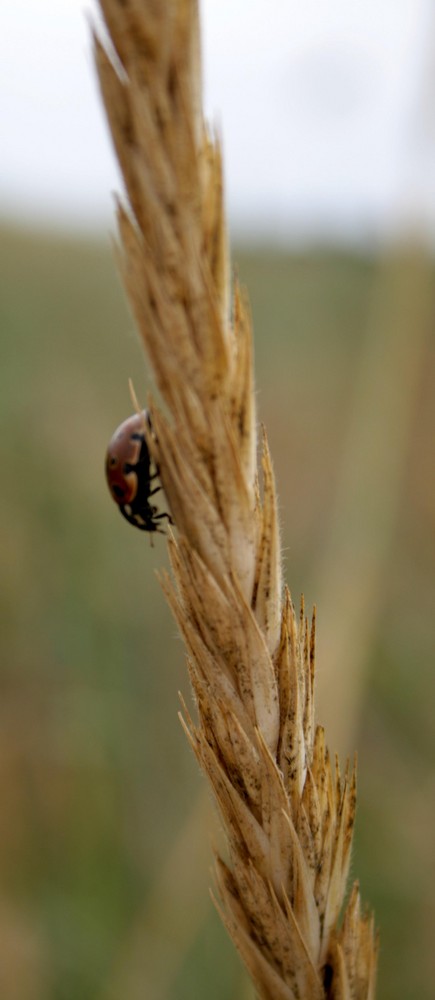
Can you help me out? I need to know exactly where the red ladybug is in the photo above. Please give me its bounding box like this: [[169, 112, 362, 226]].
[[105, 410, 172, 533]]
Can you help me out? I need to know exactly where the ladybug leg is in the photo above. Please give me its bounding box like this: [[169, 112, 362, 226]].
[[148, 485, 161, 498], [153, 511, 174, 525], [149, 509, 171, 521], [148, 524, 168, 545]]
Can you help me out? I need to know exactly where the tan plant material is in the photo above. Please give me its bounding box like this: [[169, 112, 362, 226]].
[[94, 1, 378, 996]]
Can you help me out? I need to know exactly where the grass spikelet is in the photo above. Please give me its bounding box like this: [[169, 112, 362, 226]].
[[93, 1, 378, 996]]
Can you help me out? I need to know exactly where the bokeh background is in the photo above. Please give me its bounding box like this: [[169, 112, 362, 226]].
[[1, 2, 435, 998]]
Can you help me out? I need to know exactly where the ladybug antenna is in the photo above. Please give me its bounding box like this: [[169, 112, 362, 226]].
[[128, 378, 142, 416]]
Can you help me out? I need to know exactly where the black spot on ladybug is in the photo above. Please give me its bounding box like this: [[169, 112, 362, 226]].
[[105, 410, 173, 536]]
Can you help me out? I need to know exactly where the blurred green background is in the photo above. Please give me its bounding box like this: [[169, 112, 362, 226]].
[[0, 224, 434, 999]]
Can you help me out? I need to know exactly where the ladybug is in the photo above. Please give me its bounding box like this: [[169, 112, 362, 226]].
[[105, 410, 172, 534]]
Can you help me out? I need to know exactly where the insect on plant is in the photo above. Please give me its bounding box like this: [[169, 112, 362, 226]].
[[105, 408, 172, 535]]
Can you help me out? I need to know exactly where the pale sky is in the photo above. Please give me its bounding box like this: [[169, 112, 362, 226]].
[[1, 0, 435, 243]]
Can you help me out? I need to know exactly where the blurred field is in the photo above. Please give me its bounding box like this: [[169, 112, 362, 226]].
[[0, 223, 434, 999]]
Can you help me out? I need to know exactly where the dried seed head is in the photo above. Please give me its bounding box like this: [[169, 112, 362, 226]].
[[94, 1, 378, 996]]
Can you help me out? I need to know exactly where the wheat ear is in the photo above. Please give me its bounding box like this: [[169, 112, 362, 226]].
[[93, 2, 378, 996]]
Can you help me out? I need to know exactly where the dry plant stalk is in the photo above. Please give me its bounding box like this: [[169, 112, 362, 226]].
[[94, 1, 378, 996]]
